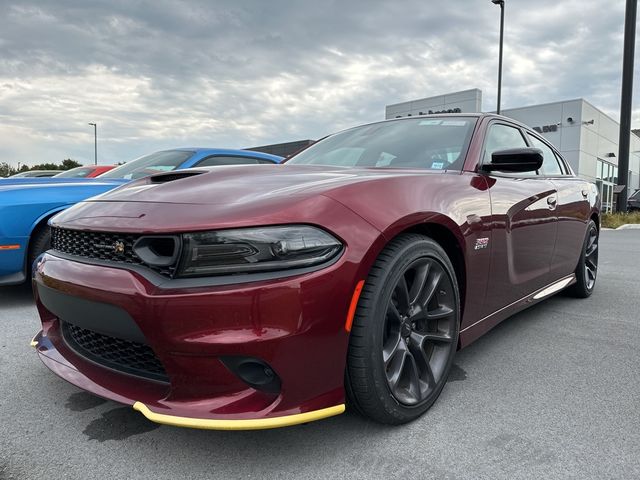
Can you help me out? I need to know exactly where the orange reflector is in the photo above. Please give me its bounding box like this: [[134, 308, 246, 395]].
[[0, 245, 20, 250], [345, 280, 366, 332]]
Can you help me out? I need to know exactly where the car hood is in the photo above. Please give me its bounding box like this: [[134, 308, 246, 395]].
[[85, 164, 435, 206], [0, 177, 126, 189]]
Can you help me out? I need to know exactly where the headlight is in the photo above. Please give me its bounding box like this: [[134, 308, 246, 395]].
[[176, 225, 343, 278]]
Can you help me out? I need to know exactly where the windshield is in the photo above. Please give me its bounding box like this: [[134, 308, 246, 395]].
[[98, 150, 194, 179], [286, 117, 476, 170], [53, 167, 94, 178]]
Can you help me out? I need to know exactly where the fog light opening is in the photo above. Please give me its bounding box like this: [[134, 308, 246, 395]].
[[221, 356, 282, 394]]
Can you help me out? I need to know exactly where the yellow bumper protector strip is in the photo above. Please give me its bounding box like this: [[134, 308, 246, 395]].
[[133, 402, 345, 430]]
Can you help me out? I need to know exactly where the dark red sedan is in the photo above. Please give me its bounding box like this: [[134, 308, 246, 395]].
[[31, 114, 600, 429]]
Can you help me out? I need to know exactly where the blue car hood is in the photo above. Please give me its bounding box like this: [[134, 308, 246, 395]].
[[0, 177, 127, 187]]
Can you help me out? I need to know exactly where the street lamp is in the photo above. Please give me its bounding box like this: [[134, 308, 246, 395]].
[[491, 0, 505, 115], [88, 122, 97, 165], [616, 0, 637, 213]]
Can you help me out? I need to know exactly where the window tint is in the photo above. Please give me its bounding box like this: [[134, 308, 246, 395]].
[[286, 117, 476, 171], [196, 156, 260, 167], [526, 134, 563, 176], [484, 124, 528, 159], [554, 152, 569, 175], [53, 167, 94, 178], [99, 150, 193, 179]]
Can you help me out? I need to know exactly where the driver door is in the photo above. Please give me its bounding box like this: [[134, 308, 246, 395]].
[[481, 122, 558, 317]]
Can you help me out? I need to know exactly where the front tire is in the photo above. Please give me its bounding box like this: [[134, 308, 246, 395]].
[[346, 234, 460, 425]]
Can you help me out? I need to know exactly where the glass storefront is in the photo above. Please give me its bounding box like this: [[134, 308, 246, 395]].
[[596, 159, 618, 213]]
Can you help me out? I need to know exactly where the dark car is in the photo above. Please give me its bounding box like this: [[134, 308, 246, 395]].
[[31, 114, 600, 430], [628, 189, 640, 211]]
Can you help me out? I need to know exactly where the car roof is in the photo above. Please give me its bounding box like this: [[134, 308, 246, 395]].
[[324, 113, 536, 139], [166, 147, 283, 161]]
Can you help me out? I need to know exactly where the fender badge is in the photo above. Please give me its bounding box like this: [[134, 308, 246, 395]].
[[474, 237, 489, 250]]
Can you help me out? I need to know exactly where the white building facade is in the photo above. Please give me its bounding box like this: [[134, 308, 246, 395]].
[[385, 89, 640, 212]]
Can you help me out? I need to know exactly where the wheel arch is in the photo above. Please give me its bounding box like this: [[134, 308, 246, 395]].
[[375, 214, 468, 321], [23, 206, 68, 273]]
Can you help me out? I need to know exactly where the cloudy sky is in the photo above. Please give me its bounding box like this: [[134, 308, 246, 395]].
[[0, 0, 636, 167]]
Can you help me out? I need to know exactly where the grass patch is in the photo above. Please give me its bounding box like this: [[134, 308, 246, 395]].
[[602, 211, 640, 229]]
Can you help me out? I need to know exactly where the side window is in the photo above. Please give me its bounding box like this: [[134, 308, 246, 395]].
[[196, 156, 259, 167], [484, 124, 529, 172], [526, 134, 563, 176], [554, 152, 570, 175]]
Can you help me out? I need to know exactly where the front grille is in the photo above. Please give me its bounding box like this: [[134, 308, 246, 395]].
[[61, 322, 169, 383], [51, 227, 177, 277]]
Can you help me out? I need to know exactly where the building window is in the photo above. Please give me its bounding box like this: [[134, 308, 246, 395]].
[[596, 159, 618, 213]]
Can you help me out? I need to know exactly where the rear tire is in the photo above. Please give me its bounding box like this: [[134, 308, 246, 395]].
[[346, 234, 460, 425], [566, 220, 598, 298]]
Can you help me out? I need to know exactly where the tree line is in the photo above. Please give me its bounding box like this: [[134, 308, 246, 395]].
[[0, 159, 81, 177]]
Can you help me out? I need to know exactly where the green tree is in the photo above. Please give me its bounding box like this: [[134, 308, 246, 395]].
[[29, 163, 64, 171], [1, 159, 82, 177], [61, 159, 82, 170], [0, 162, 11, 177]]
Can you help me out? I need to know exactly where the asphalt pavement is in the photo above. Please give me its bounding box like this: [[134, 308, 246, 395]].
[[1, 230, 639, 480]]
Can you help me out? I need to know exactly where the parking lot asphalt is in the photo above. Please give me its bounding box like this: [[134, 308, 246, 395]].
[[1, 230, 639, 480]]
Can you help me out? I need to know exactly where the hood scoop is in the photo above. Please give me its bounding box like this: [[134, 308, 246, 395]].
[[149, 171, 206, 184]]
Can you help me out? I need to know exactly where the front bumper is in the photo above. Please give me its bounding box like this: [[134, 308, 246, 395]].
[[31, 249, 368, 429]]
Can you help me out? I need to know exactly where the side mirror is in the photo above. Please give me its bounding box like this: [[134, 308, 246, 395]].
[[482, 147, 543, 173]]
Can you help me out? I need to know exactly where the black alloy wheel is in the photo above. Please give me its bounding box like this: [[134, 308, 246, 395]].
[[567, 219, 599, 298], [346, 234, 460, 424]]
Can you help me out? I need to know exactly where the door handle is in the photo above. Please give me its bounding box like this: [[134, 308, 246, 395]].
[[581, 189, 589, 198], [547, 196, 557, 208]]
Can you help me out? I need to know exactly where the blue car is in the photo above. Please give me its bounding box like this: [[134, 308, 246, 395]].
[[0, 148, 282, 286]]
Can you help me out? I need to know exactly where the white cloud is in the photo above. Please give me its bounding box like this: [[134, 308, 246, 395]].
[[0, 0, 637, 167]]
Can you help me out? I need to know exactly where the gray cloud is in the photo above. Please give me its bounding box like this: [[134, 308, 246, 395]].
[[0, 0, 637, 166]]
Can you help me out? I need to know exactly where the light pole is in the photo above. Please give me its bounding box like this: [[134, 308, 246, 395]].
[[491, 0, 505, 115], [88, 122, 97, 165], [616, 0, 637, 213]]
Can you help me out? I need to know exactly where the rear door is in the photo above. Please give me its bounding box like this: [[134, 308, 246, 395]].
[[480, 122, 558, 316], [524, 133, 593, 280]]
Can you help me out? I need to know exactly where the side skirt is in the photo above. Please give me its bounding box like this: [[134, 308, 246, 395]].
[[459, 274, 576, 348]]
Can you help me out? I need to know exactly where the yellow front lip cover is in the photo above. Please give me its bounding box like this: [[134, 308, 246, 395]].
[[133, 402, 346, 430]]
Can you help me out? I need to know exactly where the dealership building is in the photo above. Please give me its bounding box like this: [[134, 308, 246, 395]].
[[385, 89, 640, 212]]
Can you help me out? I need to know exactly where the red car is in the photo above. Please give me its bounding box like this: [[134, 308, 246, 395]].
[[31, 114, 600, 430], [52, 165, 116, 178]]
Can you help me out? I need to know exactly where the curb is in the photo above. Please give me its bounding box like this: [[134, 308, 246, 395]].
[[602, 224, 640, 230]]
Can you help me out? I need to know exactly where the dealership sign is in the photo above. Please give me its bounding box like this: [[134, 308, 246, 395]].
[[395, 107, 463, 118], [532, 124, 559, 133]]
